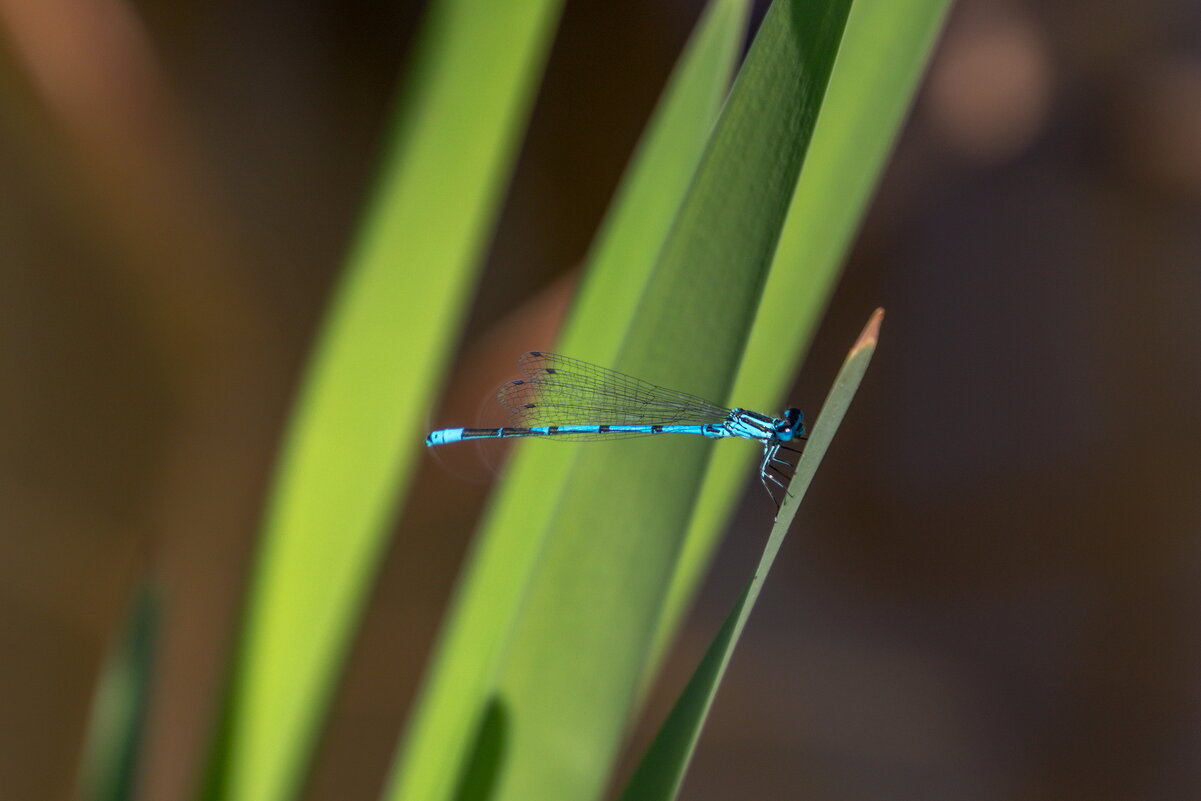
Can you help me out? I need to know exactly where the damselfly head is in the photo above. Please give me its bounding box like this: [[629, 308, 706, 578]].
[[775, 408, 804, 441]]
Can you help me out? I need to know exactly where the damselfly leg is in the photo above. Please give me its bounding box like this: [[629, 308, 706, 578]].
[[759, 441, 800, 517]]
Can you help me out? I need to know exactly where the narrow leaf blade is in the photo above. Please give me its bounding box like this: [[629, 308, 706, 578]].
[[76, 586, 159, 801], [620, 310, 884, 801], [210, 3, 564, 801], [489, 3, 853, 800], [658, 0, 953, 660], [384, 4, 750, 801]]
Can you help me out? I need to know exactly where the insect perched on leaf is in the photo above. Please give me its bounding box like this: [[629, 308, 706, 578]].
[[426, 352, 806, 514]]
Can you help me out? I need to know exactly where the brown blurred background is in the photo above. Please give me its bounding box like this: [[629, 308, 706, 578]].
[[2, 0, 1200, 800]]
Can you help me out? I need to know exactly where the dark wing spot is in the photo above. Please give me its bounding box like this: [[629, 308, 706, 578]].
[[530, 350, 543, 357], [545, 368, 557, 375], [511, 379, 524, 385], [524, 403, 537, 409]]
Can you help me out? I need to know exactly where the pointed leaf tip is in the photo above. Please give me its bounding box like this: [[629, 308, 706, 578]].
[[850, 307, 884, 355]]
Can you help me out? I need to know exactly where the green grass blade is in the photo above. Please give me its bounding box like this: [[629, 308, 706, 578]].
[[76, 586, 158, 801], [658, 0, 953, 656], [211, 3, 564, 801], [558, 0, 751, 363], [384, 4, 750, 800], [620, 310, 883, 801], [489, 2, 852, 799]]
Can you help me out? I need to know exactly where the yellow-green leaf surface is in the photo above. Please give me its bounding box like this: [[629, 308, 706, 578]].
[[490, 2, 852, 800], [620, 310, 883, 801], [385, 3, 750, 800], [213, 3, 564, 801], [658, 0, 953, 654]]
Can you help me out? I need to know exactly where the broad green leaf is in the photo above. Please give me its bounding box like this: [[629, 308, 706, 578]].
[[620, 311, 883, 801], [210, 3, 564, 801], [490, 2, 852, 800], [658, 0, 953, 656], [385, 3, 750, 800]]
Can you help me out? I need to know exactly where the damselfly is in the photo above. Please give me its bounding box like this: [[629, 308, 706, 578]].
[[426, 352, 806, 511]]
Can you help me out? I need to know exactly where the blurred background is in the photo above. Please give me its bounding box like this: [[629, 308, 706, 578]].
[[2, 0, 1200, 799]]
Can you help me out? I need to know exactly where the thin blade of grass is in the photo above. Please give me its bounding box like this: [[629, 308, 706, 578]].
[[208, 3, 564, 801], [620, 309, 883, 801], [75, 586, 158, 801], [385, 4, 750, 800], [489, 2, 852, 800], [656, 0, 953, 661]]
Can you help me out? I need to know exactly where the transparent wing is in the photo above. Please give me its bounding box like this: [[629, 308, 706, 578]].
[[495, 351, 732, 439]]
